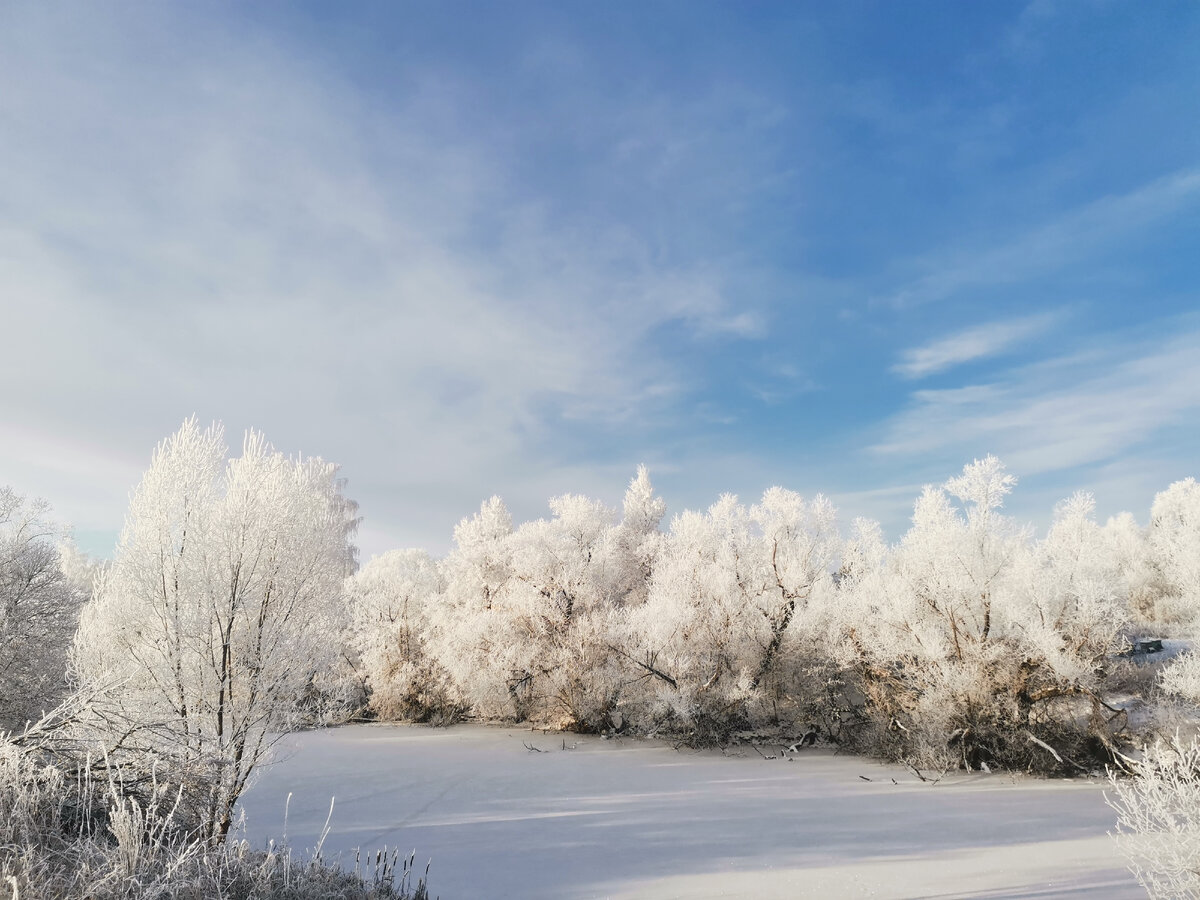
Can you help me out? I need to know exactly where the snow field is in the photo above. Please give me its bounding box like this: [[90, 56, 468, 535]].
[[239, 724, 1139, 899]]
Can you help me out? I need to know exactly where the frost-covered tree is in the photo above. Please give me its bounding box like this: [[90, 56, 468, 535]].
[[1147, 478, 1200, 630], [1101, 511, 1164, 631], [608, 465, 667, 607], [72, 419, 358, 841], [841, 458, 1129, 769], [1016, 493, 1128, 683], [1007, 492, 1131, 760], [427, 495, 517, 719], [1160, 651, 1200, 707], [424, 468, 669, 730], [432, 493, 623, 728], [622, 488, 840, 740], [0, 489, 90, 730], [346, 548, 454, 721], [842, 457, 1030, 763], [506, 493, 622, 728]]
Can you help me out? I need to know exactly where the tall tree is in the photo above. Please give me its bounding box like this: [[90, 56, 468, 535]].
[[72, 419, 358, 841]]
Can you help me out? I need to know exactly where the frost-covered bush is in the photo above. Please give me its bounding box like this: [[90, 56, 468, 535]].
[[1109, 736, 1200, 899], [0, 687, 431, 900], [1159, 652, 1200, 709]]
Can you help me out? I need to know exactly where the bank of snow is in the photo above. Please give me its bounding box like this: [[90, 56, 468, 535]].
[[238, 724, 1138, 899]]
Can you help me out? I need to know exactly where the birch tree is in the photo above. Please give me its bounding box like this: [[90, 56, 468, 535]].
[[72, 419, 358, 841]]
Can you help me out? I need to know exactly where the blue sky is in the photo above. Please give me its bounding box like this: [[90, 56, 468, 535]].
[[1, 1, 1198, 560]]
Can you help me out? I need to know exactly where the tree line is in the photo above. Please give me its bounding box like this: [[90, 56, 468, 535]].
[[344, 456, 1198, 775]]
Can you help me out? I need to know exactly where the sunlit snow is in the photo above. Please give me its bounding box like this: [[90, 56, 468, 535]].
[[239, 724, 1138, 899]]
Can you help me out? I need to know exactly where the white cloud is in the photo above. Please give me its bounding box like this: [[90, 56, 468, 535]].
[[874, 322, 1200, 478], [893, 312, 1059, 379]]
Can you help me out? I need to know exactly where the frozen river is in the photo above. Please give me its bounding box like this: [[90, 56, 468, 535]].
[[237, 723, 1140, 899]]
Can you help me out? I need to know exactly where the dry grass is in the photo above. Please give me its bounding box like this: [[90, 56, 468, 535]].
[[0, 716, 430, 900]]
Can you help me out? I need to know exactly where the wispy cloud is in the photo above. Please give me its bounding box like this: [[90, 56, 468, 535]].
[[893, 312, 1059, 379], [0, 5, 772, 559], [874, 321, 1200, 476], [885, 169, 1200, 308]]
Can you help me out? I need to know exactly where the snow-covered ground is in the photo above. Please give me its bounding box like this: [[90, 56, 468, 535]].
[[237, 724, 1141, 899]]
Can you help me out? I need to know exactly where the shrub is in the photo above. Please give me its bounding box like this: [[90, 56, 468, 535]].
[[1109, 736, 1200, 899]]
